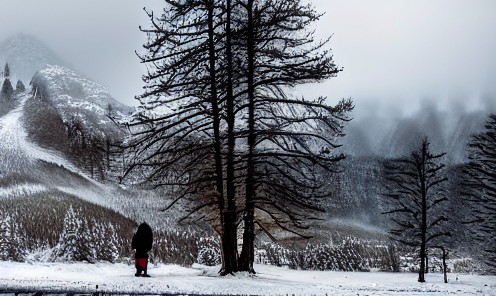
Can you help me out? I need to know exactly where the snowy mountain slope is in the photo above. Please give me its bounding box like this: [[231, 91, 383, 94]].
[[0, 85, 183, 231], [0, 87, 98, 195], [0, 34, 69, 84], [30, 64, 133, 139], [341, 101, 495, 163]]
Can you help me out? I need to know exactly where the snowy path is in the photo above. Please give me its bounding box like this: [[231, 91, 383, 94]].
[[0, 262, 495, 295]]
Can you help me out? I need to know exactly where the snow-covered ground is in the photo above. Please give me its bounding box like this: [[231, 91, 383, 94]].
[[0, 262, 495, 295]]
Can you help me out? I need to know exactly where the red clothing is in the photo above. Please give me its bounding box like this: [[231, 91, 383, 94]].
[[135, 258, 148, 270]]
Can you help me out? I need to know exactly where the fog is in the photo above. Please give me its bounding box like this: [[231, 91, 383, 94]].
[[1, 0, 496, 131]]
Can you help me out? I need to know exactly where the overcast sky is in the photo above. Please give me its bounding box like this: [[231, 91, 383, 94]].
[[1, 0, 495, 115]]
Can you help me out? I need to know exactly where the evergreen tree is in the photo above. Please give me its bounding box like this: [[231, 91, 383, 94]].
[[382, 138, 450, 282], [53, 206, 94, 262], [132, 0, 351, 275], [236, 0, 351, 272], [4, 63, 10, 77], [92, 221, 119, 262], [1, 78, 14, 101], [462, 114, 496, 273], [10, 222, 27, 262], [0, 216, 11, 260], [15, 79, 25, 93]]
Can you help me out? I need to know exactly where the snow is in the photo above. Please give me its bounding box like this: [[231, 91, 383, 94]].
[[0, 262, 495, 295], [0, 90, 77, 174]]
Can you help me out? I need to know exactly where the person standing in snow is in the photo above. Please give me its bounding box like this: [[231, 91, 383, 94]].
[[132, 222, 153, 277]]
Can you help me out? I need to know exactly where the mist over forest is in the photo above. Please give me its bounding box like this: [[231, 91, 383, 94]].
[[342, 95, 496, 163]]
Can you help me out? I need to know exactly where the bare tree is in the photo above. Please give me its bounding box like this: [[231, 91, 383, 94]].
[[236, 0, 351, 273], [126, 0, 240, 275], [382, 137, 449, 282], [129, 0, 351, 275], [462, 114, 496, 273]]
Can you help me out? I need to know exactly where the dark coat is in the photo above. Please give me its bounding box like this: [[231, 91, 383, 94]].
[[132, 223, 153, 259]]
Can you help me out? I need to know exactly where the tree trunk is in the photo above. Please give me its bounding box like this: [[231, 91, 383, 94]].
[[418, 142, 427, 283], [425, 252, 429, 274], [220, 0, 239, 276], [442, 247, 448, 283], [207, 0, 232, 275], [239, 0, 256, 274]]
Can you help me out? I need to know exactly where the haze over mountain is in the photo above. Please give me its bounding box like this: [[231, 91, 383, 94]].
[[341, 96, 496, 163], [0, 34, 71, 84]]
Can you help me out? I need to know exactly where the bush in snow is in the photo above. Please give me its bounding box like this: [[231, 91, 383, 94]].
[[197, 236, 221, 266]]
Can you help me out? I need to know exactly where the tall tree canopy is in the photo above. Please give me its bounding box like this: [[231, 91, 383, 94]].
[[126, 0, 352, 275]]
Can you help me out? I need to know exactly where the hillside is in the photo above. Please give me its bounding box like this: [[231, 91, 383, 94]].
[[29, 64, 133, 139]]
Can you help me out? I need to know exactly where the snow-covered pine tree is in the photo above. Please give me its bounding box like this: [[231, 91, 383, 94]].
[[10, 222, 27, 261], [462, 114, 496, 273], [0, 216, 11, 260], [53, 206, 94, 262], [93, 222, 119, 262]]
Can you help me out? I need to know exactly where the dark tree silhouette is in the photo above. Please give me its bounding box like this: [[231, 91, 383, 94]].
[[462, 114, 496, 273], [4, 63, 10, 78], [1, 78, 14, 101], [126, 0, 240, 275], [382, 138, 449, 282], [128, 0, 351, 275], [16, 79, 25, 93], [236, 0, 352, 273]]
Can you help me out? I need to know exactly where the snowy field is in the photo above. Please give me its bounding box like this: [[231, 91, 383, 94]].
[[0, 262, 495, 295]]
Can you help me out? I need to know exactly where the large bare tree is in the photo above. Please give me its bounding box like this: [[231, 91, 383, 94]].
[[235, 0, 352, 272], [127, 0, 352, 275]]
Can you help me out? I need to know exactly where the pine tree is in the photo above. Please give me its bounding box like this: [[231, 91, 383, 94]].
[[132, 0, 351, 275], [382, 138, 449, 282], [53, 206, 94, 262], [10, 222, 27, 262], [15, 79, 25, 93], [1, 78, 14, 100], [4, 63, 10, 77], [462, 114, 496, 273], [0, 216, 11, 260], [93, 222, 119, 262]]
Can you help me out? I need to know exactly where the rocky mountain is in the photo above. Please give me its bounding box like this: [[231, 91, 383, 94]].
[[30, 64, 133, 139]]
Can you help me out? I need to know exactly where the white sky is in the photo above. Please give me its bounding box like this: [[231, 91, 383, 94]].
[[1, 0, 495, 114]]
